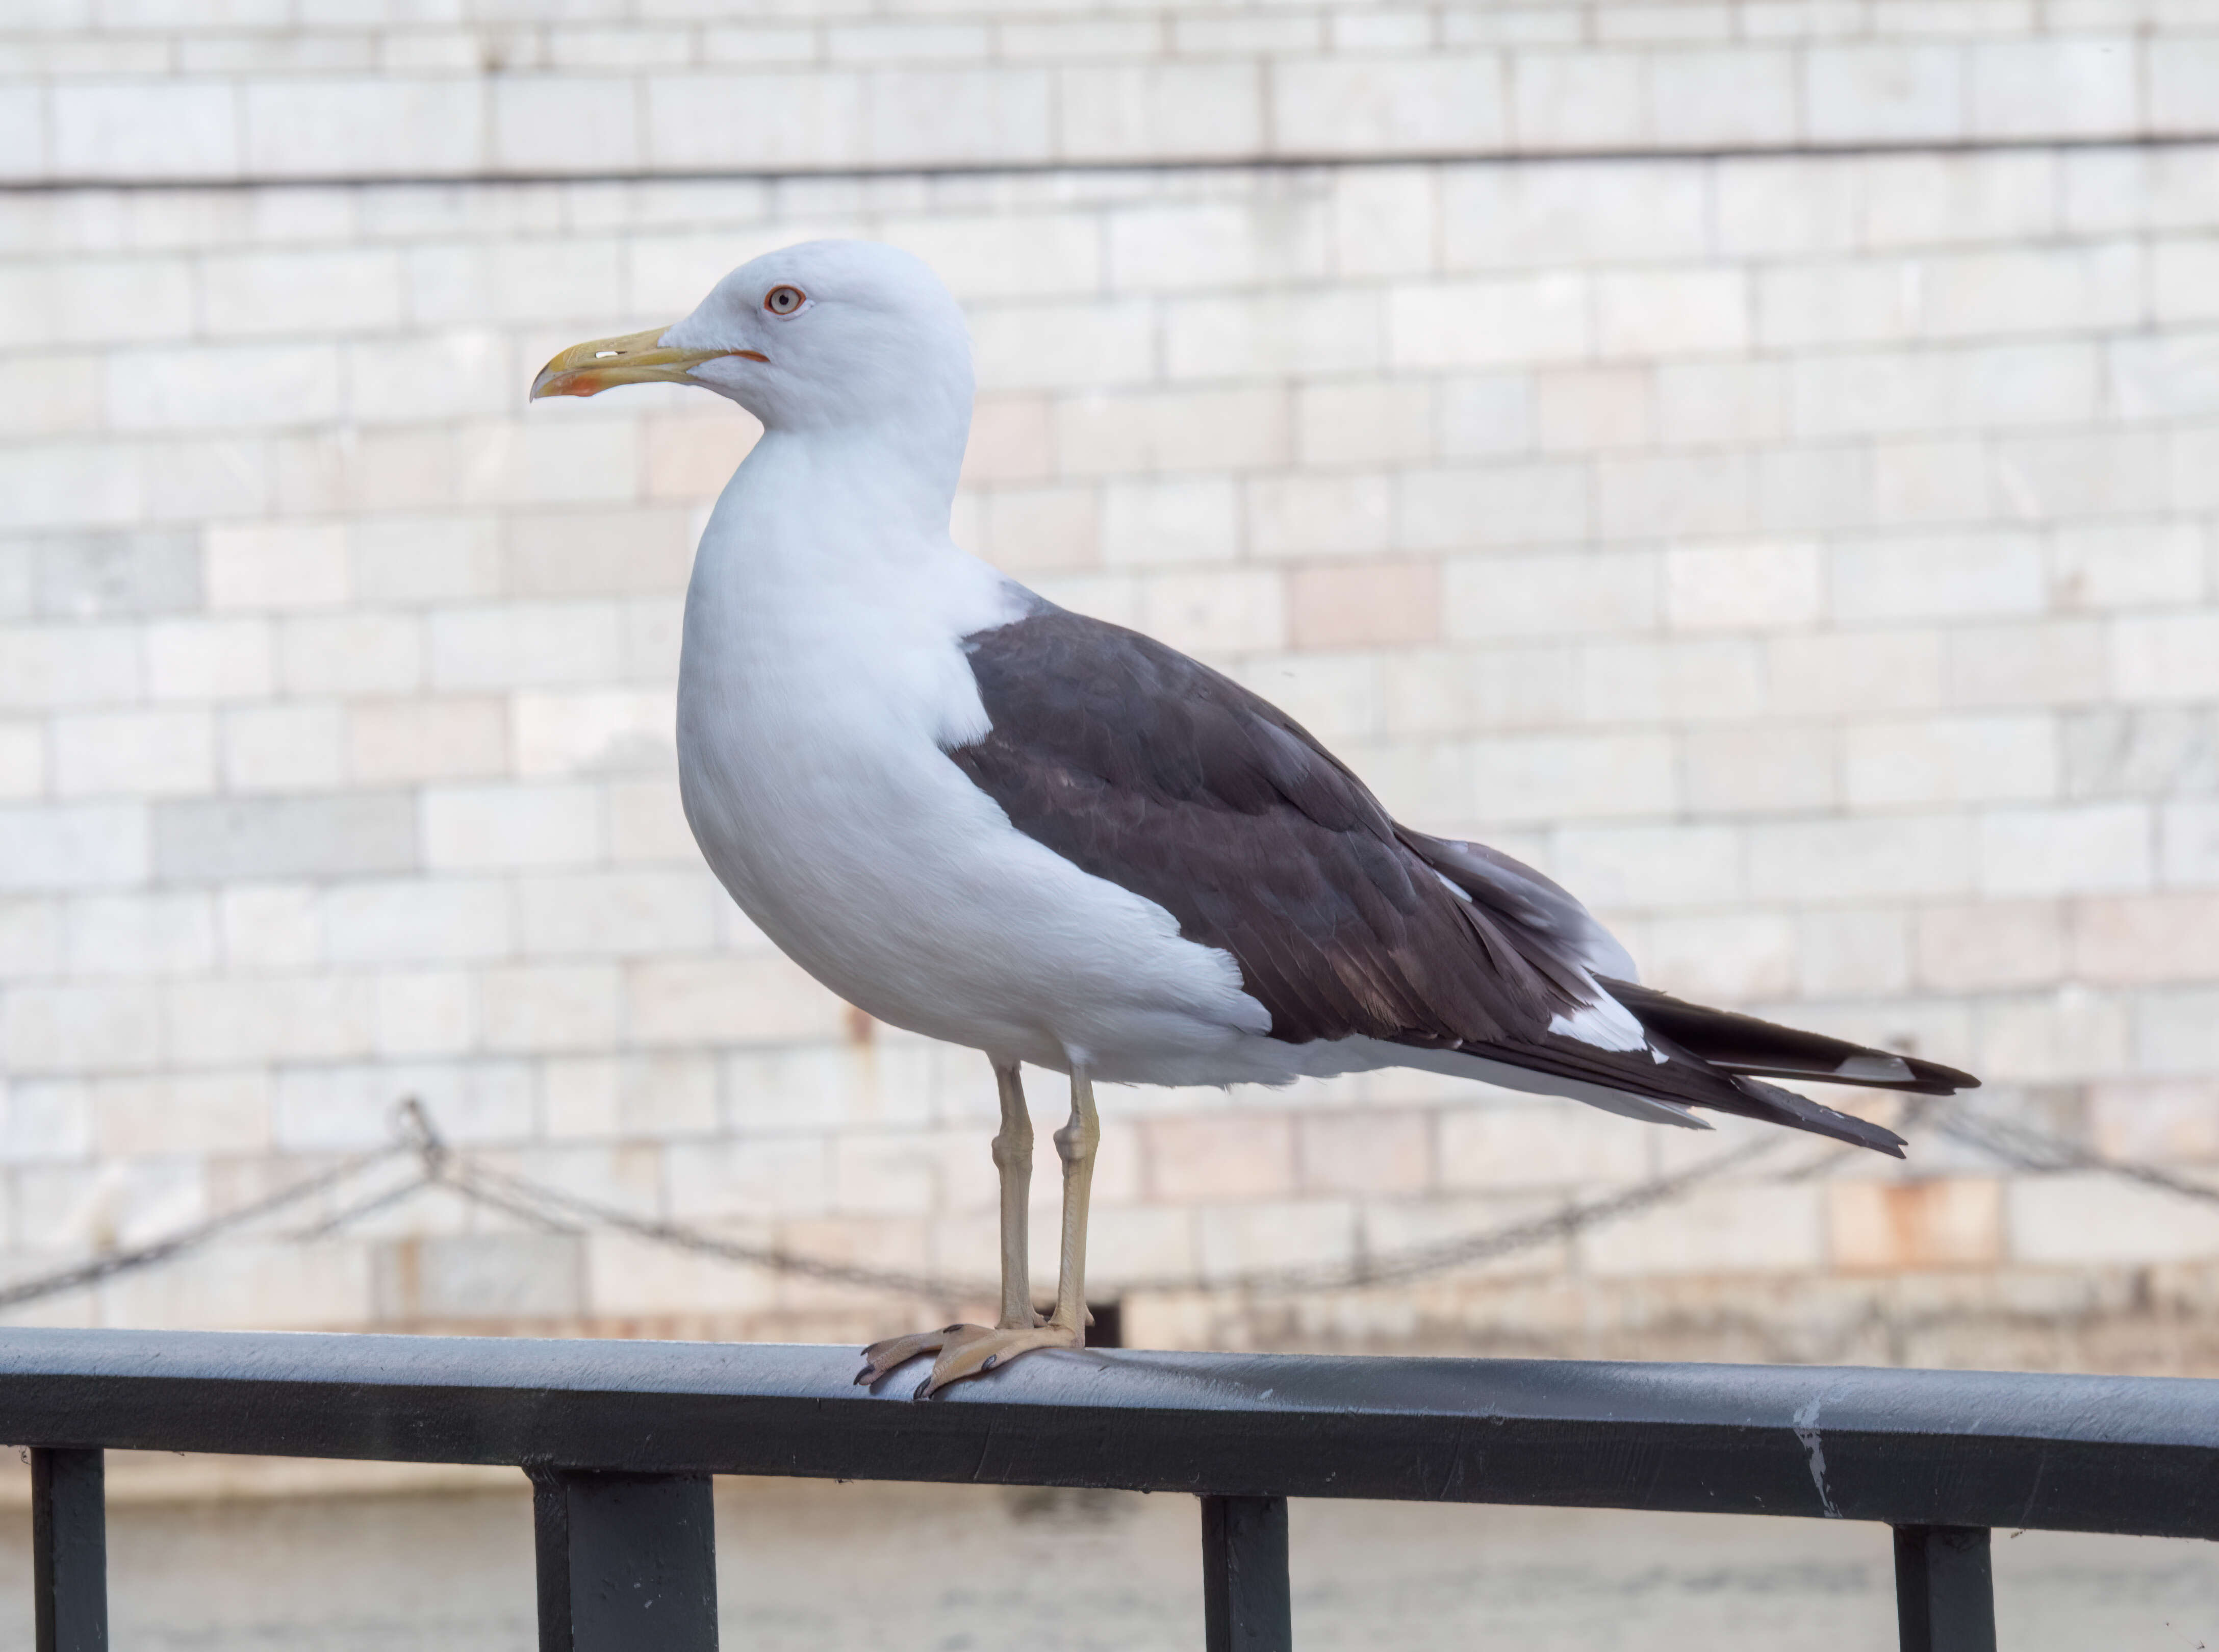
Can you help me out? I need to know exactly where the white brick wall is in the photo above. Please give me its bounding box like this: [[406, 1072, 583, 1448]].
[[2, 0, 2217, 1367]]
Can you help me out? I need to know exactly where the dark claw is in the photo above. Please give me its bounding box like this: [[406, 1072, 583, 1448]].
[[981, 1355, 999, 1370]]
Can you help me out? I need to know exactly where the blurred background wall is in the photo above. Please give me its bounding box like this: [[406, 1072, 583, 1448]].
[[3, 0, 2218, 1375]]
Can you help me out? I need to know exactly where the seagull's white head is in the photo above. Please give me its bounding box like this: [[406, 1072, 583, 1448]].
[[530, 239, 974, 451]]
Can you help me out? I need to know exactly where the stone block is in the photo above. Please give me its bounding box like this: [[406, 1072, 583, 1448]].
[[1469, 731, 1677, 825], [218, 883, 321, 972], [1832, 530, 2045, 622], [91, 1070, 270, 1157], [1441, 160, 1709, 269], [1648, 45, 1799, 144], [1585, 1181, 1826, 1276], [1969, 36, 2138, 140], [584, 1229, 779, 1317], [3, 983, 162, 1076], [0, 722, 42, 801], [33, 531, 199, 619], [1108, 200, 1327, 294], [666, 1134, 834, 1221], [1860, 149, 2059, 247], [244, 77, 486, 179], [1405, 461, 1591, 551], [53, 708, 215, 799], [2008, 1170, 2219, 1265], [1288, 562, 1439, 650], [1804, 43, 1967, 141], [1247, 472, 1394, 561], [109, 342, 340, 433], [374, 1231, 584, 1324], [864, 67, 1053, 167], [2164, 800, 2219, 887], [977, 486, 1098, 573], [1194, 1198, 1359, 1285], [626, 954, 850, 1045], [145, 617, 274, 702], [1443, 547, 1656, 638], [155, 791, 417, 882], [1527, 365, 1646, 455], [0, 802, 149, 892], [1594, 268, 1750, 359], [1976, 983, 2131, 1081], [1829, 1177, 2002, 1272], [1329, 164, 1436, 280], [513, 688, 676, 778], [1977, 802, 2152, 896], [1053, 386, 1290, 477], [204, 521, 350, 612], [1644, 910, 1798, 1001], [1681, 723, 1840, 815], [1843, 713, 2057, 808], [971, 298, 1154, 395], [1387, 274, 1588, 369], [516, 867, 720, 957], [1792, 341, 2099, 439], [347, 696, 508, 784], [1509, 48, 1648, 149], [2138, 985, 2219, 1078], [324, 877, 512, 965], [1166, 288, 1384, 382], [347, 329, 514, 425], [478, 962, 621, 1054], [1297, 381, 1434, 469], [1749, 814, 1974, 902], [1058, 63, 1264, 161], [63, 889, 215, 979], [960, 395, 1053, 487], [277, 613, 425, 697], [2053, 523, 2205, 612], [2113, 612, 2219, 702], [200, 247, 404, 338], [373, 968, 475, 1058], [491, 75, 641, 174], [1272, 54, 1507, 154], [1665, 540, 1822, 632], [1553, 822, 1742, 910], [2078, 891, 2219, 982], [53, 80, 240, 180], [1144, 1111, 1294, 1203], [1577, 637, 1762, 724], [1947, 619, 2108, 708], [1914, 899, 2064, 993], [1138, 567, 1287, 656], [420, 782, 603, 871], [0, 623, 141, 711]]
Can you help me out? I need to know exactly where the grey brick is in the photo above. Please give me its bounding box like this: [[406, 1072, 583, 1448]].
[[2062, 708, 2219, 801], [36, 531, 201, 619], [154, 791, 418, 883], [373, 1233, 584, 1323]]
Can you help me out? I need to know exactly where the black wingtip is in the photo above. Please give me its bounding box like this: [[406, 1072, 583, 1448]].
[[1730, 1076, 1910, 1157]]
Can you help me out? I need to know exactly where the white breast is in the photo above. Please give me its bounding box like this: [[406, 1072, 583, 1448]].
[[673, 443, 1275, 1081]]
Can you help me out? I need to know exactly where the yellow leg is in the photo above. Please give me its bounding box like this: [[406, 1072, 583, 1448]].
[[856, 1061, 1098, 1397], [990, 1060, 1039, 1332]]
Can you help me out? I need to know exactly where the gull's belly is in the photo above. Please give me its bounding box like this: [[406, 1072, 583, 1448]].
[[675, 659, 1275, 1079]]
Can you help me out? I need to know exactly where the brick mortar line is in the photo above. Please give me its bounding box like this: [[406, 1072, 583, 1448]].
[[6, 130, 2218, 194]]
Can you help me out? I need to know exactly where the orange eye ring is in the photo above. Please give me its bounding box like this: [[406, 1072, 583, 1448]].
[[764, 285, 807, 316]]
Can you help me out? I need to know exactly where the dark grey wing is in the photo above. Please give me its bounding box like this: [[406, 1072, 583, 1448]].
[[949, 606, 1939, 1155], [949, 606, 1572, 1050]]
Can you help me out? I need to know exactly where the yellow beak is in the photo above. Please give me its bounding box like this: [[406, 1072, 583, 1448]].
[[529, 327, 761, 399]]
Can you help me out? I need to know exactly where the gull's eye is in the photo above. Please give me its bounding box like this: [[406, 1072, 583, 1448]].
[[764, 285, 806, 316]]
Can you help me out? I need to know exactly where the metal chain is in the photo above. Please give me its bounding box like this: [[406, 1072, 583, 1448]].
[[3, 1093, 2214, 1315]]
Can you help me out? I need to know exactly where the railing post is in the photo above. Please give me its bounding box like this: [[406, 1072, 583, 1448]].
[[1201, 1494, 1291, 1652], [32, 1448, 107, 1652], [530, 1468, 718, 1652], [1894, 1524, 1997, 1652]]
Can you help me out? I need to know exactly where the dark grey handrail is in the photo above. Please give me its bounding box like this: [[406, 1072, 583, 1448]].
[[7, 1327, 2212, 1650]]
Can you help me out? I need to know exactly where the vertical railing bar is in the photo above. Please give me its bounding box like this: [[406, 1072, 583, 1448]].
[[529, 1467, 719, 1652], [1200, 1494, 1292, 1652], [1894, 1524, 1997, 1652], [31, 1447, 108, 1652]]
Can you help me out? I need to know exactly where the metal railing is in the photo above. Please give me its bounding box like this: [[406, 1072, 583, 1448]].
[[6, 1328, 2217, 1651]]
